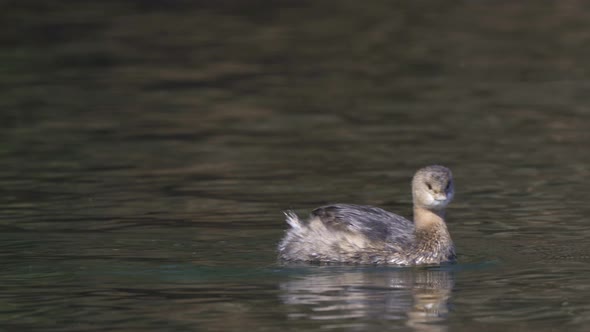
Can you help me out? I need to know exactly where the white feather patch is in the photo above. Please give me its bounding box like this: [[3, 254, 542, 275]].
[[283, 210, 302, 230]]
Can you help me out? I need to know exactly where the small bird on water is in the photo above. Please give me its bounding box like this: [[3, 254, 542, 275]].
[[278, 165, 456, 265]]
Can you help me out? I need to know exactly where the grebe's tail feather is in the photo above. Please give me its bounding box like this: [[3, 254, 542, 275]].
[[283, 210, 302, 230]]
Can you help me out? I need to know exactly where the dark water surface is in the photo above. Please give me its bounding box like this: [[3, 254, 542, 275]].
[[2, 1, 590, 331]]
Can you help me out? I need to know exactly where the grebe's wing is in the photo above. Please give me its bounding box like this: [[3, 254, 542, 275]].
[[311, 204, 413, 242]]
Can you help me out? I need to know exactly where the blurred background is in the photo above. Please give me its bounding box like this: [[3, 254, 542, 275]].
[[1, 1, 590, 331]]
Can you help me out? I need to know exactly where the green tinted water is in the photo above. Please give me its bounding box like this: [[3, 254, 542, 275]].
[[2, 1, 590, 331]]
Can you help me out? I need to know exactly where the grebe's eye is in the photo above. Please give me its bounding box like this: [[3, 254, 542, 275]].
[[426, 183, 432, 190], [446, 182, 451, 190]]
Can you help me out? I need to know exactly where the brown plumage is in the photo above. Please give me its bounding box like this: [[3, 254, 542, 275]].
[[278, 165, 456, 265]]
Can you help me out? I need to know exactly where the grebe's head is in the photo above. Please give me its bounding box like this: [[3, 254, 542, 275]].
[[412, 165, 454, 210]]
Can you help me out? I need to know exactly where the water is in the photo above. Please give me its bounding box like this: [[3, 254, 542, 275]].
[[2, 1, 590, 331]]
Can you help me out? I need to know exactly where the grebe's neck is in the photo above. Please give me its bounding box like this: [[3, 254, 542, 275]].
[[412, 207, 454, 257], [413, 207, 447, 231]]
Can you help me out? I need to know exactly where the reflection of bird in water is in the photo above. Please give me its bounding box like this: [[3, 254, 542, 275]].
[[279, 165, 456, 265], [279, 267, 454, 332]]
